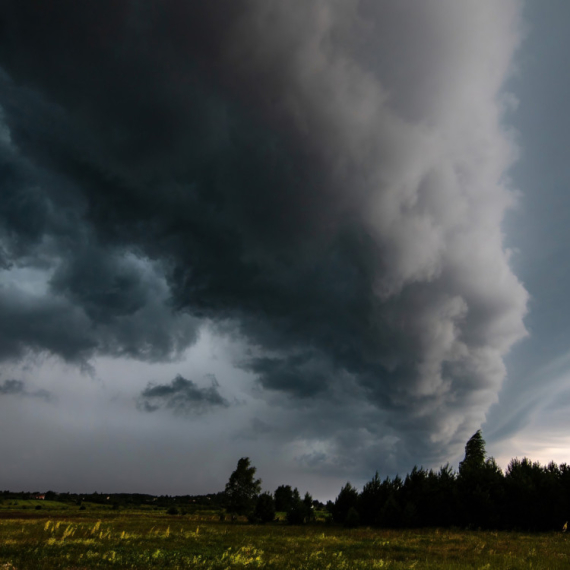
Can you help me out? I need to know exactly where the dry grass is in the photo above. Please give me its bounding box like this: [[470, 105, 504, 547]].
[[0, 507, 569, 569]]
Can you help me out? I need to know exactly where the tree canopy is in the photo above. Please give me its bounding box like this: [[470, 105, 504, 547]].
[[224, 457, 262, 517], [216, 430, 570, 532], [459, 430, 486, 472]]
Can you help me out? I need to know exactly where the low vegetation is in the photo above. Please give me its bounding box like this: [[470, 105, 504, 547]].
[[1, 507, 570, 569]]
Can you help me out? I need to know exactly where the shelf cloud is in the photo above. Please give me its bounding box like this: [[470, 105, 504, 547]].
[[0, 0, 528, 473]]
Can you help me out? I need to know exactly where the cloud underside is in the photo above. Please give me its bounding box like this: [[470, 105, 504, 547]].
[[0, 1, 527, 469], [138, 374, 228, 415]]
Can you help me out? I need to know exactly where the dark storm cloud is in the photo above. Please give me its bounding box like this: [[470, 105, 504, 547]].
[[138, 374, 228, 415], [243, 353, 328, 398], [0, 1, 527, 471], [0, 378, 52, 401], [0, 81, 199, 366]]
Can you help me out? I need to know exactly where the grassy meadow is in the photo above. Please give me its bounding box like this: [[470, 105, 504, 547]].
[[0, 502, 569, 569]]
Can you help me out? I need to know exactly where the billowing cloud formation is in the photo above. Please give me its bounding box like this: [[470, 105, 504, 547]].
[[0, 95, 199, 367], [243, 353, 330, 399], [0, 1, 527, 469], [138, 374, 228, 415]]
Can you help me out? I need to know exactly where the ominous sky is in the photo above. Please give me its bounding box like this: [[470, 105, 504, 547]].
[[0, 0, 567, 500]]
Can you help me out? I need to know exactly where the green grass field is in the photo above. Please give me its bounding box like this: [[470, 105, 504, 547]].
[[0, 502, 569, 569]]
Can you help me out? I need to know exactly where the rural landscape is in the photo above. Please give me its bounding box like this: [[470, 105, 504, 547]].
[[2, 0, 570, 568], [2, 432, 570, 569]]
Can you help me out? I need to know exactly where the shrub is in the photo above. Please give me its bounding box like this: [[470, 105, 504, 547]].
[[286, 501, 307, 525]]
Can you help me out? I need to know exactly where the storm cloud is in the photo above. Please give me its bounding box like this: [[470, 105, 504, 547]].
[[0, 378, 52, 401], [138, 374, 228, 415], [0, 1, 527, 472]]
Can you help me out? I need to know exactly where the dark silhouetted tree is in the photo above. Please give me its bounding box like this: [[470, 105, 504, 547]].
[[324, 429, 570, 531], [359, 472, 390, 526], [251, 492, 276, 523], [503, 457, 566, 531], [274, 485, 295, 512], [459, 430, 485, 472], [457, 431, 504, 528], [401, 466, 429, 527], [333, 482, 359, 524], [286, 488, 309, 525], [428, 464, 457, 527], [345, 506, 360, 528], [225, 457, 262, 518], [303, 492, 315, 522], [378, 477, 403, 528]]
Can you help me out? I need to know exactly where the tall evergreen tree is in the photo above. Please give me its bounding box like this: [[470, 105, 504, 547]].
[[459, 430, 486, 473], [457, 431, 504, 528], [333, 482, 359, 524], [286, 488, 309, 525], [303, 492, 315, 522], [359, 472, 386, 526]]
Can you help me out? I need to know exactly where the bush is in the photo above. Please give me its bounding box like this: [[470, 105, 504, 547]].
[[166, 506, 179, 515], [286, 503, 306, 525]]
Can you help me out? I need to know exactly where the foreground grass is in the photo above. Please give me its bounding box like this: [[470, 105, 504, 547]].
[[0, 508, 569, 569]]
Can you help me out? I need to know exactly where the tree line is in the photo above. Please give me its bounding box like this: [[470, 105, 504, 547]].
[[225, 432, 570, 531], [0, 490, 226, 512]]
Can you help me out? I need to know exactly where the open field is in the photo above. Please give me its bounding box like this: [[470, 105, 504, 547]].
[[0, 505, 569, 569]]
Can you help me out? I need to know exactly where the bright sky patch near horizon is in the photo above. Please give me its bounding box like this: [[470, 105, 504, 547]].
[[0, 0, 569, 501]]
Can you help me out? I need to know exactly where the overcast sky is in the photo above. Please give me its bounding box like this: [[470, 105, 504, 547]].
[[0, 1, 568, 501]]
